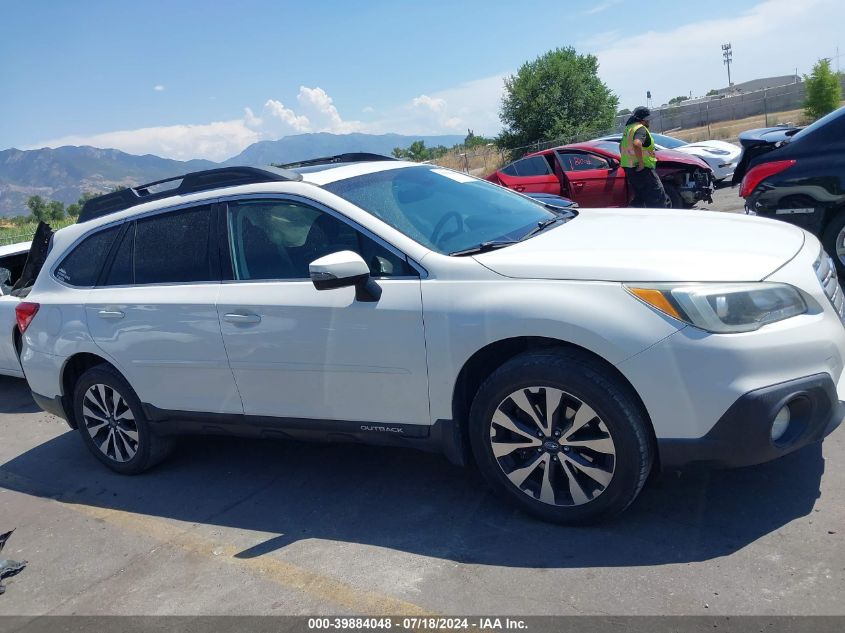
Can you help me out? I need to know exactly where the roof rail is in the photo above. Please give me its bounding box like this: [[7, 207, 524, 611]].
[[276, 153, 397, 169], [77, 166, 303, 223]]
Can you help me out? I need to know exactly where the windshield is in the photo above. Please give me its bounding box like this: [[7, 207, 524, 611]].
[[323, 165, 557, 254], [651, 133, 687, 149]]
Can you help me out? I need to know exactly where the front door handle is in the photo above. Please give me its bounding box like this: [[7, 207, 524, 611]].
[[97, 309, 125, 320], [514, 186, 526, 192], [223, 312, 262, 325]]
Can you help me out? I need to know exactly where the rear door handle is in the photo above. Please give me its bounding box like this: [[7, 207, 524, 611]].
[[97, 309, 125, 320], [223, 312, 262, 325]]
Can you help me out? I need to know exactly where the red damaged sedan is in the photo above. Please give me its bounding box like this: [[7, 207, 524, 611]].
[[487, 139, 714, 208]]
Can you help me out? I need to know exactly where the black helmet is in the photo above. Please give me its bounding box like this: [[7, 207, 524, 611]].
[[633, 106, 651, 120]]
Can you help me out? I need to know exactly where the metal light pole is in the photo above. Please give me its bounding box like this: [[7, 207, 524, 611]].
[[722, 43, 733, 87]]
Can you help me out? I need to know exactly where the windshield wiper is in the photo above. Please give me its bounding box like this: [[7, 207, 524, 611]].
[[449, 240, 519, 256], [519, 214, 569, 241]]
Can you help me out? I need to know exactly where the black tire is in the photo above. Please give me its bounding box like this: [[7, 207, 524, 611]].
[[664, 183, 683, 209], [73, 364, 173, 474], [468, 349, 653, 525], [821, 210, 845, 277]]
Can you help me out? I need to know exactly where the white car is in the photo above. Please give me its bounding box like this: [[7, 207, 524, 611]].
[[17, 158, 845, 524], [0, 241, 31, 378], [599, 133, 742, 182]]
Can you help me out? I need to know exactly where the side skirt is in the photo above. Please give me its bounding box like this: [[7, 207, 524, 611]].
[[142, 405, 468, 466]]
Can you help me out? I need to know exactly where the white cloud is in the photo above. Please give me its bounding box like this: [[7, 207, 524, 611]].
[[362, 105, 375, 113], [296, 86, 364, 133], [577, 29, 622, 49], [591, 0, 844, 108], [582, 0, 622, 15], [411, 95, 447, 112], [256, 99, 311, 135], [32, 76, 504, 161], [362, 74, 506, 137], [153, 85, 165, 92], [36, 119, 261, 162], [34, 86, 364, 161]]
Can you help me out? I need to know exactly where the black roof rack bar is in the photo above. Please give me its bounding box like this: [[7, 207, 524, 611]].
[[276, 153, 397, 169], [77, 165, 303, 223]]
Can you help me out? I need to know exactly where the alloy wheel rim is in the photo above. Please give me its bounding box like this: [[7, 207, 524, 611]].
[[837, 226, 845, 266], [82, 384, 139, 463], [489, 386, 616, 507]]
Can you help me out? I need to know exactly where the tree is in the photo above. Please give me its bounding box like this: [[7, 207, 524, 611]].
[[616, 108, 631, 116], [668, 95, 689, 106], [26, 195, 49, 222], [48, 200, 65, 222], [497, 47, 618, 151], [706, 89, 719, 96], [66, 191, 98, 218], [463, 129, 494, 149], [804, 58, 842, 121], [392, 140, 434, 162]]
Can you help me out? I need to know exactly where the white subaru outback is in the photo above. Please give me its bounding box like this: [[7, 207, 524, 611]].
[[17, 155, 845, 524]]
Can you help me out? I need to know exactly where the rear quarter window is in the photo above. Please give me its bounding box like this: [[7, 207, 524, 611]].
[[54, 226, 120, 286]]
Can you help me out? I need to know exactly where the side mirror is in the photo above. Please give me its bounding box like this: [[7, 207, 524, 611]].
[[309, 251, 381, 302], [608, 159, 620, 170]]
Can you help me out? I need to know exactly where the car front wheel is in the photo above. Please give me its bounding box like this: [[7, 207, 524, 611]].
[[469, 350, 653, 524], [822, 210, 845, 276]]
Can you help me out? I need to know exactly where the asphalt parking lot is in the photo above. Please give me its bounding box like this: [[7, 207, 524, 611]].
[[0, 372, 843, 616], [0, 181, 838, 617]]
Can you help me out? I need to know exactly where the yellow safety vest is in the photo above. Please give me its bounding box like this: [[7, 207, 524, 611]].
[[620, 123, 657, 169]]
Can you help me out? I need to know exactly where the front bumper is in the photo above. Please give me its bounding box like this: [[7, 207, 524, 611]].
[[658, 373, 843, 469]]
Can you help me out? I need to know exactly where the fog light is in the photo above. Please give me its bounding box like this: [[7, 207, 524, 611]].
[[771, 406, 791, 442]]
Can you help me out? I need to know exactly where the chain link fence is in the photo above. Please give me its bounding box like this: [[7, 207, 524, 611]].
[[430, 127, 620, 176]]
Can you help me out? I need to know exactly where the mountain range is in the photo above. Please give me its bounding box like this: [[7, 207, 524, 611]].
[[0, 132, 465, 217]]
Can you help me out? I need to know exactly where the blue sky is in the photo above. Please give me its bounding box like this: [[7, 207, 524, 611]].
[[1, 0, 842, 161]]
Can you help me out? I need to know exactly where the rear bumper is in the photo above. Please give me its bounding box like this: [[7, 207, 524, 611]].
[[31, 390, 69, 421], [658, 373, 843, 469]]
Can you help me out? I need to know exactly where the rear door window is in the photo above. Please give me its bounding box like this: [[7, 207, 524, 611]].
[[557, 152, 610, 171], [515, 155, 552, 176], [133, 205, 216, 285], [54, 225, 121, 286]]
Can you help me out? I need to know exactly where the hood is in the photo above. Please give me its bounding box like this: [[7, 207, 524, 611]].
[[654, 148, 710, 169], [676, 140, 741, 157], [474, 208, 805, 282]]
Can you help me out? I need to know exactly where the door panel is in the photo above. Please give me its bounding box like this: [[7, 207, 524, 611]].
[[497, 171, 560, 194], [497, 155, 561, 194], [556, 152, 629, 207], [217, 280, 429, 423], [86, 203, 242, 414], [86, 284, 243, 414], [217, 197, 430, 425]]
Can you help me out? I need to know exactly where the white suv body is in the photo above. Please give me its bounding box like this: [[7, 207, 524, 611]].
[[18, 159, 845, 523]]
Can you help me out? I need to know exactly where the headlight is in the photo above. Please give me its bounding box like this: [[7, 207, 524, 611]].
[[625, 283, 807, 333]]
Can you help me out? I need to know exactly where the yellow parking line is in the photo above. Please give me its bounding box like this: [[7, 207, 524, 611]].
[[1, 469, 433, 615]]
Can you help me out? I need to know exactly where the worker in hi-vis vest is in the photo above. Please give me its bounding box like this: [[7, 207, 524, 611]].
[[620, 106, 670, 208]]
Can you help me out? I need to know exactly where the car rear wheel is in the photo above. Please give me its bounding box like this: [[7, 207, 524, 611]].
[[468, 349, 653, 524], [822, 211, 845, 276], [73, 365, 173, 474]]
